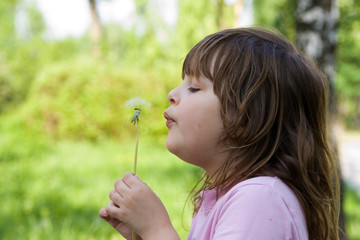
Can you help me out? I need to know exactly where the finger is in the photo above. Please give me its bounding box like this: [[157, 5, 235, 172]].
[[107, 217, 124, 231], [114, 178, 131, 195], [105, 201, 120, 217], [100, 207, 126, 232], [99, 207, 121, 227], [109, 189, 123, 205], [122, 172, 143, 188], [99, 208, 109, 219]]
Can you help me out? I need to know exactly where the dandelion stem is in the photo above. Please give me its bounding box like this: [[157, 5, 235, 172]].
[[132, 118, 139, 240], [133, 120, 139, 175]]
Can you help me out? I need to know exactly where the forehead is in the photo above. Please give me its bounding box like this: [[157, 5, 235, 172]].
[[185, 71, 211, 81], [182, 40, 222, 82], [184, 74, 201, 83]]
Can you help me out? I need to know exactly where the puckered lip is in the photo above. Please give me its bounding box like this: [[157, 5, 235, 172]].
[[164, 111, 175, 127]]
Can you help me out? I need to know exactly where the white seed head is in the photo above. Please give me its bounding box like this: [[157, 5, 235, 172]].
[[125, 97, 151, 110]]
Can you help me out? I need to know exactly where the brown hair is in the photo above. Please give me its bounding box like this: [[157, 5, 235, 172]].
[[182, 27, 340, 240]]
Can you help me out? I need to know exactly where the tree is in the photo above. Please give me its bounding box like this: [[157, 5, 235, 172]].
[[295, 0, 347, 239], [295, 0, 337, 113], [88, 0, 102, 56]]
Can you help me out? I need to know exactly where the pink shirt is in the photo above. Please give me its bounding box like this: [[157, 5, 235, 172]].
[[187, 176, 308, 240]]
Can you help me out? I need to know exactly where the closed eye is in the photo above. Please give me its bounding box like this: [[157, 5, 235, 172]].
[[188, 87, 200, 93]]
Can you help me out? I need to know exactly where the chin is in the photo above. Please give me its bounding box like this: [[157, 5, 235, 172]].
[[166, 138, 185, 161], [165, 138, 176, 154]]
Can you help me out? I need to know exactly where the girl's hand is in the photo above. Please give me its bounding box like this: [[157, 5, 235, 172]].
[[99, 207, 142, 240], [103, 172, 180, 240]]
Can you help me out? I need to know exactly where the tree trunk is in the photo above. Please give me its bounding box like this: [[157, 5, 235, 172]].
[[296, 0, 337, 113], [89, 0, 102, 56], [295, 0, 347, 239]]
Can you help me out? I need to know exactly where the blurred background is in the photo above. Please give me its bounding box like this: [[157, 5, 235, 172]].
[[0, 0, 359, 239]]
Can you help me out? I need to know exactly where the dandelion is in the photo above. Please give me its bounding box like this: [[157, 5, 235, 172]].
[[125, 98, 150, 240], [125, 98, 151, 174]]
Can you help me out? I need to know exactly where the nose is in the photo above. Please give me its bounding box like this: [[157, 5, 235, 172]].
[[168, 88, 177, 105]]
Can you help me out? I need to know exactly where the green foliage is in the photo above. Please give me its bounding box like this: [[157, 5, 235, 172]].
[[0, 34, 93, 113], [253, 0, 296, 40], [174, 0, 222, 52], [336, 0, 360, 129], [344, 184, 360, 239], [0, 0, 19, 47], [0, 111, 50, 163], [0, 37, 45, 112], [19, 57, 174, 141], [337, 63, 360, 98], [0, 0, 45, 112]]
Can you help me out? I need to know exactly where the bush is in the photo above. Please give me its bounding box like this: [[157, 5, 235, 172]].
[[21, 57, 173, 141]]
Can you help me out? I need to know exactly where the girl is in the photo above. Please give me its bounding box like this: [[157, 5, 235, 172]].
[[99, 27, 340, 240]]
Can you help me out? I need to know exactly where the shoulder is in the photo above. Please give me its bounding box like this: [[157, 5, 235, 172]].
[[219, 176, 303, 218], [225, 176, 296, 200], [211, 176, 308, 239]]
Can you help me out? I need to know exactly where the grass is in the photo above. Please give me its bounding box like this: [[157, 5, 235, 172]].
[[0, 133, 200, 240], [344, 184, 360, 239], [0, 131, 359, 239]]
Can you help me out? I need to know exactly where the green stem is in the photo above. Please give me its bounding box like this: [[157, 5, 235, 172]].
[[133, 120, 139, 175], [132, 121, 139, 240]]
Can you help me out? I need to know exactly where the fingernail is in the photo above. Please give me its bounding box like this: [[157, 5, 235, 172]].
[[103, 210, 109, 217]]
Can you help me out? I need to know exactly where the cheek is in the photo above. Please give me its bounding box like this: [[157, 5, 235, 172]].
[[180, 111, 205, 134], [182, 108, 223, 143]]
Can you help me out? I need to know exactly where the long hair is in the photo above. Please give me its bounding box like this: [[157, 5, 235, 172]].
[[182, 27, 340, 240]]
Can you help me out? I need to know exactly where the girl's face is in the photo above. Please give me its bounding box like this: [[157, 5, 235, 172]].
[[164, 75, 226, 176]]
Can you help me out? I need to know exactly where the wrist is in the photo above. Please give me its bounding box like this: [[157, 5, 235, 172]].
[[141, 223, 180, 240]]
